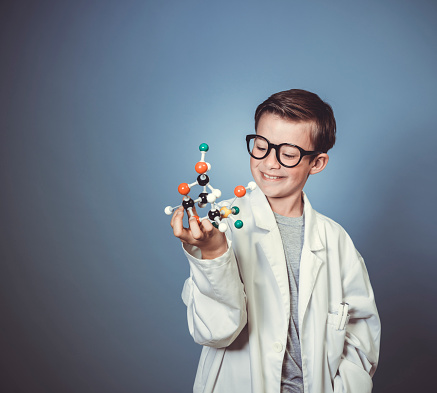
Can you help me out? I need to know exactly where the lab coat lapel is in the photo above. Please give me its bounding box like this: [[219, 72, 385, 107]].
[[249, 188, 325, 328], [250, 188, 290, 320], [298, 192, 324, 330]]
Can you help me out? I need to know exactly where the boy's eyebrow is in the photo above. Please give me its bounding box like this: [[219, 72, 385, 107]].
[[256, 135, 299, 146]]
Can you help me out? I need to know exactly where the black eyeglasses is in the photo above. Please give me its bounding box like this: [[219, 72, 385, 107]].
[[246, 134, 323, 168]]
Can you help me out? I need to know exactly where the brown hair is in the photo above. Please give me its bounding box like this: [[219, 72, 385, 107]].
[[254, 89, 336, 153]]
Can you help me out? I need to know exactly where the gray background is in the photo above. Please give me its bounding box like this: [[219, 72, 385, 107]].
[[1, 1, 436, 392]]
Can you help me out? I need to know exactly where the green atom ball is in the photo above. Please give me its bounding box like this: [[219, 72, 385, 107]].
[[212, 221, 219, 228], [199, 143, 209, 152], [231, 206, 240, 215], [234, 220, 243, 229]]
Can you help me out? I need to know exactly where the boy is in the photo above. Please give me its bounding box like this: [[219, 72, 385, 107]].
[[170, 89, 381, 393]]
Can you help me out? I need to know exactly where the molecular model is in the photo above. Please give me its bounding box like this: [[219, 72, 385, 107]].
[[164, 143, 256, 232]]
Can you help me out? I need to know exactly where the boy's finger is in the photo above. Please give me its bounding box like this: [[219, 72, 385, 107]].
[[172, 209, 199, 244], [170, 207, 184, 228], [200, 218, 215, 232], [189, 216, 203, 240], [185, 204, 201, 225], [172, 209, 187, 238]]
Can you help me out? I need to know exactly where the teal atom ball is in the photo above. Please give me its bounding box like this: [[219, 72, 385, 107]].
[[231, 206, 240, 215], [199, 143, 209, 152], [234, 220, 243, 229]]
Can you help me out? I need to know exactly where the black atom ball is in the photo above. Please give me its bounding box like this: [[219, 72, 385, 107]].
[[198, 192, 209, 204], [182, 198, 195, 210], [208, 209, 221, 220], [197, 174, 209, 186]]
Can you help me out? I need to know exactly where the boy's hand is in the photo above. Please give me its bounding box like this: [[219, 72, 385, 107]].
[[170, 206, 228, 260]]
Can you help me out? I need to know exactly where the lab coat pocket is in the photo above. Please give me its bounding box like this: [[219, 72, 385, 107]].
[[326, 312, 347, 381]]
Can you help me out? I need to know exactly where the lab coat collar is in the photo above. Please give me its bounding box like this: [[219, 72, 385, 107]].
[[249, 187, 324, 252], [302, 191, 324, 252], [249, 186, 277, 231]]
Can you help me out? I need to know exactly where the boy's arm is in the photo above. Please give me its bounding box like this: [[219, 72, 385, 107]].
[[181, 240, 247, 348], [334, 254, 381, 393], [171, 207, 247, 348]]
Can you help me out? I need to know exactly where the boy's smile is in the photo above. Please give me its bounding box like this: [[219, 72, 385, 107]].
[[250, 112, 328, 216]]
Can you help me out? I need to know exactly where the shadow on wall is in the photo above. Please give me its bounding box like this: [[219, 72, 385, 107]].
[[364, 125, 436, 392]]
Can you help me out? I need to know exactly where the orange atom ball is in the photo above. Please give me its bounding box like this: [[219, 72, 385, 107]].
[[178, 183, 190, 195], [195, 161, 208, 174], [234, 185, 246, 197]]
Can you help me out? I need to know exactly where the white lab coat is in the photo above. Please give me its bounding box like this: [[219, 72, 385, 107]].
[[182, 187, 381, 393]]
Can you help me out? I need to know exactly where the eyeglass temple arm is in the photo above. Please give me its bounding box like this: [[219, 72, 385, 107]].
[[302, 150, 323, 156]]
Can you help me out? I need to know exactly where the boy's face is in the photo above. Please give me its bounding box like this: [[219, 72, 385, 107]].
[[250, 112, 325, 213]]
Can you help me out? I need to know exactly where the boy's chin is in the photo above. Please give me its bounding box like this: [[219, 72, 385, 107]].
[[258, 186, 285, 200], [259, 184, 303, 201]]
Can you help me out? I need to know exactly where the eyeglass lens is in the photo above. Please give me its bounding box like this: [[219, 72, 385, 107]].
[[248, 136, 301, 167]]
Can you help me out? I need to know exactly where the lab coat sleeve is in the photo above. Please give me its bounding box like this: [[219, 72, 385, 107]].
[[334, 254, 381, 393], [181, 239, 248, 348]]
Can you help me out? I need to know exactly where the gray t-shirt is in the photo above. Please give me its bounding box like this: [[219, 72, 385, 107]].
[[274, 212, 305, 393]]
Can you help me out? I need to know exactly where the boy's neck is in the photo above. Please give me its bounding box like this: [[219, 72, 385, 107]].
[[267, 192, 304, 217]]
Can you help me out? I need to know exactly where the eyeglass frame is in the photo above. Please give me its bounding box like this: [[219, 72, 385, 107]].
[[246, 134, 323, 168]]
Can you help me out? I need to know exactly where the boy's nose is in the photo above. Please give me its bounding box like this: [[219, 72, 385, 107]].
[[263, 148, 281, 169]]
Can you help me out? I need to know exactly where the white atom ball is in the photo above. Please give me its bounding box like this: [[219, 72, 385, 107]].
[[248, 181, 257, 190], [218, 222, 228, 232], [207, 194, 217, 203]]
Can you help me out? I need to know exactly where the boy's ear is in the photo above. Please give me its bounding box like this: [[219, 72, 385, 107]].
[[309, 153, 329, 175]]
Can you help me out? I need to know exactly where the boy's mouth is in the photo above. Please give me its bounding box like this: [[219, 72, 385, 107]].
[[261, 172, 284, 180]]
